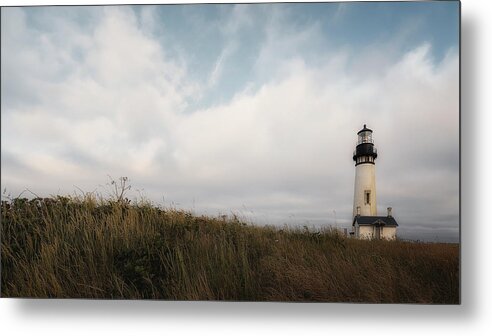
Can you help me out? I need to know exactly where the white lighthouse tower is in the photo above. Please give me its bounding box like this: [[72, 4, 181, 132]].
[[351, 124, 398, 240], [352, 124, 378, 217]]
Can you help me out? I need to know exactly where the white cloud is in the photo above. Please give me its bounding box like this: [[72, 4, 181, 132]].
[[2, 6, 195, 180], [208, 42, 237, 88]]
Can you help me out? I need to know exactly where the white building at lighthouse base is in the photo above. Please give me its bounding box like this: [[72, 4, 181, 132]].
[[352, 212, 398, 240]]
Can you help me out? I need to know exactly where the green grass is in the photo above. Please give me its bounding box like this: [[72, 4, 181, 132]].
[[1, 196, 459, 303]]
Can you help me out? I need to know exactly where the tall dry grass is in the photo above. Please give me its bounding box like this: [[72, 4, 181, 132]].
[[1, 196, 459, 303]]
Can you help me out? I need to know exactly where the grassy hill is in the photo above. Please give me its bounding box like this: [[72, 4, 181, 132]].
[[1, 196, 459, 303]]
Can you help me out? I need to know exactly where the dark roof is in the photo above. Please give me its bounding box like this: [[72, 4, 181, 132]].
[[353, 216, 398, 227], [357, 124, 373, 134]]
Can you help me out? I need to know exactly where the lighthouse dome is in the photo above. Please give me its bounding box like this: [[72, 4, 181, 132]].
[[357, 124, 373, 134]]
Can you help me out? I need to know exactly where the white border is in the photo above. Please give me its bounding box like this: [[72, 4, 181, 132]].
[[2, 0, 491, 335]]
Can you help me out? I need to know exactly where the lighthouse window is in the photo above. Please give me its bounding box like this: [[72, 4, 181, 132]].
[[364, 191, 371, 205], [359, 131, 373, 144]]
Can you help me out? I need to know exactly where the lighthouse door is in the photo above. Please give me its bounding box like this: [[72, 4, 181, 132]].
[[374, 226, 381, 240]]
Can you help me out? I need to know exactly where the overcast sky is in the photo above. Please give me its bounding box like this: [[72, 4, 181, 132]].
[[1, 2, 459, 242]]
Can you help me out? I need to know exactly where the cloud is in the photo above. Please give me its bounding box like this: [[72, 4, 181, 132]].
[[208, 42, 237, 88], [168, 42, 458, 229], [2, 7, 195, 179], [1, 5, 459, 241]]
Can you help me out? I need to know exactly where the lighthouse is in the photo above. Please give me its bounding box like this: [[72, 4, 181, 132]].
[[351, 125, 398, 240], [352, 124, 378, 217]]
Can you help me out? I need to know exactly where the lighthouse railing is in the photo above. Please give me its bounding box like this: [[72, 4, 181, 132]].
[[353, 147, 377, 157]]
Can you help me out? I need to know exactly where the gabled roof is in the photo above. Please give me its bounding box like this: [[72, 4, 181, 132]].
[[353, 215, 399, 227]]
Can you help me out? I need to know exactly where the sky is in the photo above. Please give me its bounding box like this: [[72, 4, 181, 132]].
[[1, 2, 460, 242]]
